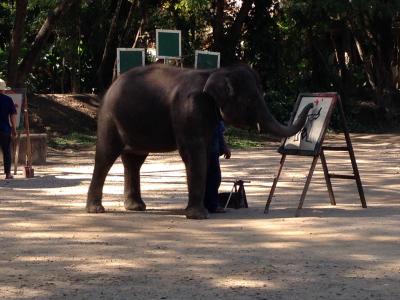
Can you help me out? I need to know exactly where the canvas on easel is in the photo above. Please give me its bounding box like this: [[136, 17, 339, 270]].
[[0, 89, 25, 174], [279, 93, 337, 156], [0, 88, 33, 177], [264, 92, 367, 216], [0, 89, 24, 130]]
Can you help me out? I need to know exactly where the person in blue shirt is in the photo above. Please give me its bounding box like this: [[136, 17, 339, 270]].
[[0, 92, 17, 179], [204, 120, 231, 213]]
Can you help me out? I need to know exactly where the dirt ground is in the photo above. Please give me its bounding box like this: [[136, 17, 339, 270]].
[[29, 94, 99, 135], [0, 133, 399, 300]]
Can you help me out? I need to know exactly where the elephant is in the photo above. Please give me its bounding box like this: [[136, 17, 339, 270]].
[[86, 63, 313, 219]]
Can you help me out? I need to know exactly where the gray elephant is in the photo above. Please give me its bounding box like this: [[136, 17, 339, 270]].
[[86, 64, 312, 219]]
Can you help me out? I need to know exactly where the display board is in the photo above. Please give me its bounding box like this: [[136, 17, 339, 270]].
[[117, 48, 145, 75], [194, 50, 220, 69], [156, 29, 181, 59], [0, 89, 25, 130], [279, 93, 338, 156]]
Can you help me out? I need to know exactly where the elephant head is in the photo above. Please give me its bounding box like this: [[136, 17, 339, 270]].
[[203, 64, 313, 137]]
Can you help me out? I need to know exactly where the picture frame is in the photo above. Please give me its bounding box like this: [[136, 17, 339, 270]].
[[0, 88, 26, 130], [194, 50, 220, 69], [156, 29, 182, 59], [279, 93, 338, 156], [116, 48, 145, 75]]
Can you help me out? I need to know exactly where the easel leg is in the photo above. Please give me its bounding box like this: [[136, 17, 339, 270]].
[[320, 150, 336, 205], [295, 155, 319, 217], [339, 97, 367, 208], [13, 133, 21, 175], [264, 154, 286, 213], [346, 144, 367, 208]]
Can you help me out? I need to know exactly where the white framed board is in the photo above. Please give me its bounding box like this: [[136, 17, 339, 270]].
[[0, 89, 25, 130], [156, 29, 182, 59], [117, 48, 145, 75], [194, 50, 220, 69], [279, 93, 338, 156]]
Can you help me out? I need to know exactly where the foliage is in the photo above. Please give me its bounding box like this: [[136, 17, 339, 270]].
[[225, 127, 268, 149], [1, 0, 400, 129], [49, 132, 97, 149]]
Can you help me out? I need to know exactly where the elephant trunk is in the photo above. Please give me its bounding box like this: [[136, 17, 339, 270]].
[[257, 101, 313, 138]]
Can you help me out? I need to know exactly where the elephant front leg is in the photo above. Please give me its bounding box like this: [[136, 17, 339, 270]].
[[121, 153, 148, 211], [179, 145, 209, 219], [87, 145, 121, 213], [87, 162, 108, 213]]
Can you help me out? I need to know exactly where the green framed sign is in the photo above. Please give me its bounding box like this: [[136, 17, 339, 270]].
[[195, 50, 220, 69], [156, 29, 181, 59], [117, 48, 145, 75]]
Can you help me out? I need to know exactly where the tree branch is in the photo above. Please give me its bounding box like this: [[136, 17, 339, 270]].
[[7, 0, 28, 87], [16, 0, 80, 87]]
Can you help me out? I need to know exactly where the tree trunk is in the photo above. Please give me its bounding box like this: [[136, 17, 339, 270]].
[[211, 0, 225, 53], [96, 0, 124, 91], [226, 0, 253, 47], [211, 0, 254, 65], [15, 0, 80, 88], [330, 22, 351, 92], [111, 0, 144, 83], [346, 4, 398, 121], [121, 0, 138, 46], [70, 0, 82, 93], [7, 0, 28, 87]]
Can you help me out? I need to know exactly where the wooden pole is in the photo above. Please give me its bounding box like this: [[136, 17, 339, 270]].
[[264, 154, 287, 213], [13, 132, 21, 175], [320, 149, 336, 205], [23, 94, 34, 177], [295, 155, 319, 217]]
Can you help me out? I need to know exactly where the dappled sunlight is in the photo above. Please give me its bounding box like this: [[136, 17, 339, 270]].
[[1, 286, 51, 299], [256, 241, 304, 249], [369, 235, 399, 242], [1, 134, 400, 299], [64, 258, 148, 273], [348, 254, 382, 261], [214, 277, 278, 289]]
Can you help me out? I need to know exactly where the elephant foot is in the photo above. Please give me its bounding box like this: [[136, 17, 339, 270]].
[[124, 199, 146, 211], [86, 203, 105, 213], [185, 207, 209, 219]]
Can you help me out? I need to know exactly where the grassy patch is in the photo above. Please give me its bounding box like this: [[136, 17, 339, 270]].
[[49, 132, 96, 149], [225, 127, 270, 149], [48, 128, 272, 150]]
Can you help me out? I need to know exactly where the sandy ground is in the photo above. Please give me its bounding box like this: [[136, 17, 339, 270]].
[[0, 133, 399, 300]]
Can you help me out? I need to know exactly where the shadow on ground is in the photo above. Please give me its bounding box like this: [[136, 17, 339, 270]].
[[0, 134, 399, 299]]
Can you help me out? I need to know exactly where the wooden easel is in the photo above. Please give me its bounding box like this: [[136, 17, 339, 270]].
[[264, 93, 367, 217], [13, 132, 20, 175], [5, 88, 34, 177], [23, 93, 34, 177]]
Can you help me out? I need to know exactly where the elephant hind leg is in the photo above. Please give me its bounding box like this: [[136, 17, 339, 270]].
[[121, 153, 148, 211], [87, 125, 122, 213]]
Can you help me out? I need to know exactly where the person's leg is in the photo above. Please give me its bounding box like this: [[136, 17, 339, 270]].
[[0, 135, 4, 174], [2, 134, 12, 178], [0, 132, 11, 177], [204, 152, 222, 212]]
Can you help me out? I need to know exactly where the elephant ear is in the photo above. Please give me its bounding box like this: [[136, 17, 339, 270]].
[[203, 72, 234, 108]]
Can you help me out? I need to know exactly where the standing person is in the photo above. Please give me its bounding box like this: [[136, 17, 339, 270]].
[[0, 80, 17, 179], [204, 120, 231, 213]]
